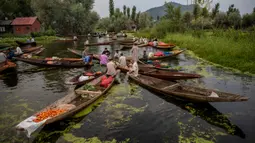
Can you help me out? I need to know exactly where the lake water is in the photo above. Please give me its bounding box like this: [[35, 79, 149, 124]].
[[0, 37, 254, 143]]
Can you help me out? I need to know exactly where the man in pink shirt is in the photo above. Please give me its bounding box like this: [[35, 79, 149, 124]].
[[100, 53, 108, 65]]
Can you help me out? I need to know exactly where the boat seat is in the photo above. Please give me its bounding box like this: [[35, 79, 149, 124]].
[[162, 83, 180, 90], [75, 90, 102, 95]]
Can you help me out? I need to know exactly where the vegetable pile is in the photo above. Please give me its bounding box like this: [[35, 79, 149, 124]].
[[33, 109, 67, 122], [83, 84, 97, 91]]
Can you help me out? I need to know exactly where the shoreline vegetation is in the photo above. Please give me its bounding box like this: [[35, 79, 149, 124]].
[[0, 36, 59, 47], [134, 29, 255, 75]]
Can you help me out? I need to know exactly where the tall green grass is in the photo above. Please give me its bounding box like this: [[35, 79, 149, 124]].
[[0, 36, 58, 46], [162, 30, 255, 74]]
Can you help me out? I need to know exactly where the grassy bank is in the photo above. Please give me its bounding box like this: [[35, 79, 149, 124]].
[[0, 36, 59, 47], [135, 30, 255, 74]]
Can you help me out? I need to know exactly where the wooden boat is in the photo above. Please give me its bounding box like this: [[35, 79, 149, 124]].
[[85, 41, 113, 46], [55, 38, 77, 42], [16, 73, 117, 135], [66, 70, 106, 85], [119, 42, 134, 45], [153, 45, 176, 49], [31, 48, 45, 55], [117, 65, 201, 80], [140, 50, 185, 60], [117, 39, 134, 43], [0, 61, 16, 73], [14, 46, 44, 57], [14, 57, 91, 68], [120, 45, 132, 50], [15, 40, 37, 47], [138, 43, 148, 47], [67, 48, 82, 57], [129, 74, 248, 102]]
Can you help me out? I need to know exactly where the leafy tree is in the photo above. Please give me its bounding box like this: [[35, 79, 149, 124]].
[[109, 0, 114, 17], [211, 3, 220, 19], [123, 5, 126, 16], [193, 4, 201, 20], [138, 12, 152, 29], [127, 7, 130, 18], [228, 11, 241, 29], [157, 16, 160, 21], [136, 12, 141, 24], [227, 4, 239, 16], [114, 8, 122, 18], [242, 14, 253, 28], [253, 7, 255, 13], [131, 6, 137, 20], [182, 11, 192, 27], [164, 2, 175, 20], [214, 12, 228, 28], [201, 7, 209, 18], [174, 6, 181, 22]]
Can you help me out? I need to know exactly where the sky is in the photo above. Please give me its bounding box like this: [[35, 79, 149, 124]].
[[93, 0, 255, 18]]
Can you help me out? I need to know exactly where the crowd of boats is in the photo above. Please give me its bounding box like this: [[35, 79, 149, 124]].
[[0, 35, 249, 137]]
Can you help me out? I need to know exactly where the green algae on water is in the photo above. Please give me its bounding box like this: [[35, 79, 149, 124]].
[[63, 133, 130, 143]]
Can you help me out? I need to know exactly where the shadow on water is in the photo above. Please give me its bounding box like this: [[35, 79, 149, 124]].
[[143, 88, 246, 139], [1, 69, 18, 87]]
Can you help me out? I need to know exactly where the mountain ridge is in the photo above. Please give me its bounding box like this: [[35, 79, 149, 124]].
[[145, 2, 195, 19]]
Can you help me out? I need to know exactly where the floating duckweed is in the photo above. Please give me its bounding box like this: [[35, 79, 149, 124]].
[[72, 123, 83, 129], [63, 133, 129, 143]]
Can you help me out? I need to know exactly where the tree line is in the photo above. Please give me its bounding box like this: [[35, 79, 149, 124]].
[[0, 0, 99, 35], [97, 0, 153, 32]]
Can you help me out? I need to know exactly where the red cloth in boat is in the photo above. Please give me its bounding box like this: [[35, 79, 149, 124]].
[[154, 51, 164, 57], [100, 76, 113, 88]]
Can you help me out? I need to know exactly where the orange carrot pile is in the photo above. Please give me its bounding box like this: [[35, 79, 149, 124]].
[[33, 109, 67, 122]]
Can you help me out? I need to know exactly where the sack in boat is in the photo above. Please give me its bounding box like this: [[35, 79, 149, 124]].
[[85, 72, 94, 76], [154, 51, 164, 57], [78, 76, 89, 82], [209, 91, 219, 98], [47, 61, 54, 64], [100, 76, 113, 88]]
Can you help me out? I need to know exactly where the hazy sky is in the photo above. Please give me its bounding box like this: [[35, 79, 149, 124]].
[[93, 0, 255, 18]]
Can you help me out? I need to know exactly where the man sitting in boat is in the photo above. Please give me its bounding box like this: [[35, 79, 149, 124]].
[[73, 36, 78, 40], [31, 37, 35, 42], [106, 58, 117, 77], [143, 50, 148, 60], [100, 53, 108, 66], [128, 60, 139, 77], [7, 48, 15, 60], [26, 38, 31, 43], [119, 53, 127, 68], [82, 47, 89, 58], [102, 48, 111, 57], [114, 50, 121, 60], [153, 39, 158, 47], [15, 46, 23, 55], [84, 40, 89, 46], [0, 52, 7, 65]]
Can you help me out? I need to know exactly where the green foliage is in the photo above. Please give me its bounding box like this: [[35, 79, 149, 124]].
[[0, 0, 34, 19], [164, 3, 175, 20], [213, 12, 228, 28], [31, 0, 98, 35], [162, 31, 255, 73], [192, 17, 213, 29], [131, 6, 137, 20], [228, 12, 241, 29], [109, 0, 114, 17], [123, 5, 126, 16], [242, 13, 254, 28], [193, 4, 201, 20], [182, 12, 192, 27], [138, 12, 153, 29], [211, 3, 220, 19], [127, 7, 131, 18], [201, 7, 209, 18], [227, 4, 239, 16], [135, 12, 141, 24]]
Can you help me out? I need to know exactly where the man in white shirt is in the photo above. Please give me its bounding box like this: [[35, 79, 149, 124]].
[[15, 46, 23, 55], [128, 60, 139, 77], [106, 59, 117, 77], [31, 37, 35, 42], [114, 50, 121, 59], [118, 53, 127, 68]]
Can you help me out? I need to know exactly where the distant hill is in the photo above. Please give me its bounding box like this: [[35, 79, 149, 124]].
[[146, 2, 195, 19]]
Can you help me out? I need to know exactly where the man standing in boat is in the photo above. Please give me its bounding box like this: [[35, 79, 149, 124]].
[[130, 42, 139, 62]]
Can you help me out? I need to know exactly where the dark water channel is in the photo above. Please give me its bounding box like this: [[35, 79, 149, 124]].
[[0, 37, 254, 143]]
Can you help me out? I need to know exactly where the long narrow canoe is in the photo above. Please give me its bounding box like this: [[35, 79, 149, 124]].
[[129, 74, 248, 102], [85, 41, 113, 46], [0, 61, 16, 73], [14, 57, 92, 68], [153, 45, 176, 49], [66, 70, 106, 86], [118, 65, 201, 80], [67, 48, 82, 57], [55, 39, 77, 42], [16, 73, 117, 136], [16, 41, 37, 47], [140, 50, 185, 60]]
